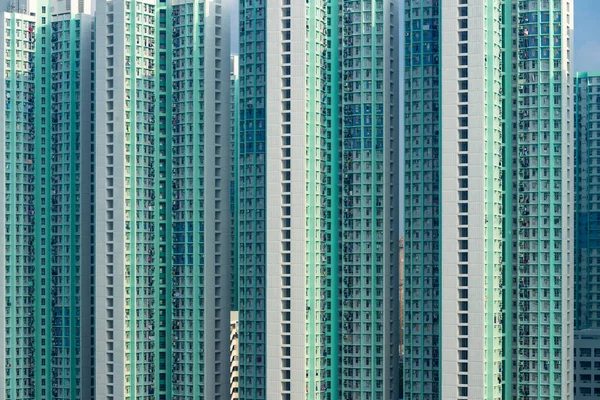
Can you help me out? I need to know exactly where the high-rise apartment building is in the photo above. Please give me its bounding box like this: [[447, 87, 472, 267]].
[[236, 0, 399, 399], [229, 311, 240, 400], [230, 53, 239, 311], [404, 0, 574, 399], [399, 236, 405, 355], [0, 0, 94, 398], [94, 0, 231, 398], [572, 329, 600, 399], [575, 71, 600, 330]]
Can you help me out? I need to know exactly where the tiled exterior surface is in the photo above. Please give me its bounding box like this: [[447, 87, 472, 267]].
[[236, 1, 400, 399], [404, 1, 573, 399], [575, 72, 600, 330], [0, 2, 94, 398], [573, 330, 600, 399], [94, 0, 231, 398]]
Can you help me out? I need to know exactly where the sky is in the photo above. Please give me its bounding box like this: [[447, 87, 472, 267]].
[[574, 0, 600, 72]]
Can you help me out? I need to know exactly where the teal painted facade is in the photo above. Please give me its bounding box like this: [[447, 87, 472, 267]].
[[404, 1, 573, 399], [575, 71, 600, 330], [121, 0, 222, 397], [1, 7, 94, 400], [236, 0, 399, 399], [230, 54, 239, 312], [94, 0, 231, 398], [403, 0, 441, 398], [237, 0, 267, 397], [515, 2, 572, 398], [339, 0, 399, 398]]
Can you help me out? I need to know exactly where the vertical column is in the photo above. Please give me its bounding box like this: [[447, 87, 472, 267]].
[[264, 1, 307, 398], [237, 0, 267, 397], [403, 0, 441, 398]]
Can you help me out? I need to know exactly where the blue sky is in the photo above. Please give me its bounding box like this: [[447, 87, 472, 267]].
[[575, 0, 600, 72]]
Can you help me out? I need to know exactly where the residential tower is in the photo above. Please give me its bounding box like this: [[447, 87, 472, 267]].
[[404, 0, 574, 399], [0, 0, 94, 398], [94, 0, 231, 398], [575, 71, 600, 330], [236, 0, 400, 398]]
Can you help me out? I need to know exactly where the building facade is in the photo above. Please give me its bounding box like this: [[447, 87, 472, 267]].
[[404, 0, 573, 399], [236, 0, 400, 399], [399, 236, 405, 356], [0, 0, 94, 398], [230, 53, 239, 312], [229, 311, 239, 400], [575, 71, 600, 330], [94, 0, 231, 398], [573, 329, 600, 399]]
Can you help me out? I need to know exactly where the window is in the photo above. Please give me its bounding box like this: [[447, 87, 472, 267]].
[[580, 348, 592, 357], [580, 361, 591, 370]]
